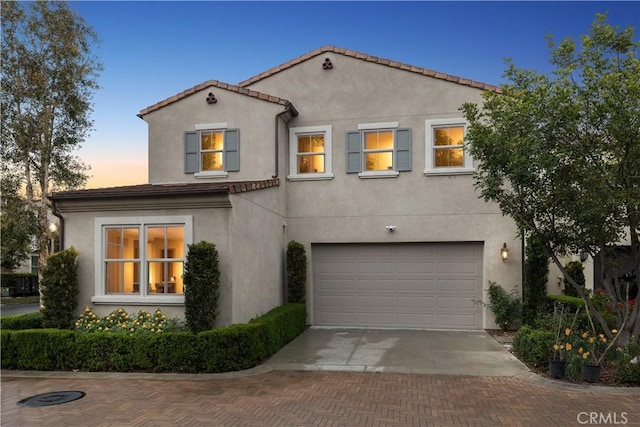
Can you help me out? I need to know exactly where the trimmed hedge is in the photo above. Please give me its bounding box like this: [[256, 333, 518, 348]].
[[512, 325, 555, 367], [546, 294, 584, 310], [1, 303, 306, 373], [0, 312, 42, 330]]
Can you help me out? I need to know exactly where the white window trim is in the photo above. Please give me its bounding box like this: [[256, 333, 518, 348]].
[[358, 121, 398, 130], [93, 215, 193, 305], [194, 123, 230, 177], [357, 122, 400, 178], [288, 125, 334, 181], [194, 122, 228, 130], [424, 118, 474, 175]]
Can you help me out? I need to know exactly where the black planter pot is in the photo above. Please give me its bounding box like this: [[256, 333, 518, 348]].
[[582, 363, 602, 383], [549, 358, 567, 379]]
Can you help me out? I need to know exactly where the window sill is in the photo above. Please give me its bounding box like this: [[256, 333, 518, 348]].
[[287, 173, 334, 181], [91, 295, 185, 306], [358, 170, 400, 179], [195, 171, 229, 179], [423, 168, 474, 176]]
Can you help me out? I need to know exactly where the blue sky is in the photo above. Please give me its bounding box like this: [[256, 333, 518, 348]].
[[68, 1, 640, 188]]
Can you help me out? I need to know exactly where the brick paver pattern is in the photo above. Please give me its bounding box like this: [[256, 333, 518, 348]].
[[1, 371, 638, 426]]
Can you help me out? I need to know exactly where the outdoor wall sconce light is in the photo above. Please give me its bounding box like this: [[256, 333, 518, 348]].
[[322, 57, 333, 70], [501, 243, 509, 261], [385, 225, 397, 232], [206, 92, 217, 104], [579, 249, 589, 262]]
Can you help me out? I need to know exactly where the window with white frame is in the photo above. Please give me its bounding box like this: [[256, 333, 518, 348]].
[[288, 125, 333, 180], [346, 122, 412, 178], [425, 118, 473, 174], [184, 123, 239, 177], [94, 216, 192, 304]]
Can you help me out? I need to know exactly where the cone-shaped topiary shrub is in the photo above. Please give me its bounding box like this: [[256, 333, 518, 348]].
[[40, 247, 79, 329], [184, 241, 220, 333], [286, 241, 307, 304]]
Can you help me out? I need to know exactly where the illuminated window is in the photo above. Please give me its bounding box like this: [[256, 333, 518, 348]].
[[289, 125, 333, 180], [200, 131, 224, 171], [346, 123, 412, 177], [364, 130, 394, 171], [425, 119, 473, 174], [185, 126, 239, 176], [95, 216, 192, 303]]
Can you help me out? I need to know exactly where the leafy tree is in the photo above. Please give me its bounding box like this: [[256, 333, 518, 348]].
[[1, 1, 102, 283], [461, 14, 640, 345], [523, 234, 549, 325], [1, 176, 38, 271]]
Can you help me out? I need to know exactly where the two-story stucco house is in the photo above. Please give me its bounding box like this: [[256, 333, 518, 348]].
[[50, 46, 522, 330]]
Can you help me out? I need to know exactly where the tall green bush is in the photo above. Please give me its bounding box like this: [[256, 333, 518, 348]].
[[479, 282, 522, 331], [523, 234, 549, 325], [40, 247, 79, 329], [183, 241, 220, 333], [563, 261, 585, 297], [286, 241, 307, 304]]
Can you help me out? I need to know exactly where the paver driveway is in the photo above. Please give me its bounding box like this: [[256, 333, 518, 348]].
[[2, 369, 638, 426]]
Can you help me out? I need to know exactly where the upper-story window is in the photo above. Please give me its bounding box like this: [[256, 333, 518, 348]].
[[425, 118, 473, 175], [288, 125, 333, 180], [347, 122, 412, 178], [184, 123, 239, 178]]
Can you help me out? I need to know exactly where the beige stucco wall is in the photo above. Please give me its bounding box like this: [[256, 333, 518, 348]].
[[245, 53, 522, 329], [56, 195, 234, 324], [142, 87, 287, 185], [228, 186, 288, 323]]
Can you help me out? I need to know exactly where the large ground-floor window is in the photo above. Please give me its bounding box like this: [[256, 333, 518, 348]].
[[94, 216, 192, 304]]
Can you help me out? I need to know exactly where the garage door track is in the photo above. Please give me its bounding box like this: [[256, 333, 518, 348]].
[[265, 328, 529, 376]]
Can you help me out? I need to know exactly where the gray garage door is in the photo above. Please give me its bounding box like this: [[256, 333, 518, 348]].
[[312, 243, 483, 329]]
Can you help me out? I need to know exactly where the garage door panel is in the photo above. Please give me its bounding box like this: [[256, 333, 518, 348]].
[[438, 279, 479, 292], [397, 262, 436, 273], [396, 279, 436, 291], [313, 243, 483, 329]]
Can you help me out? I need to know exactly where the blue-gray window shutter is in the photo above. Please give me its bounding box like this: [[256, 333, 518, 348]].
[[184, 131, 198, 174], [224, 129, 240, 172], [346, 131, 362, 173], [395, 128, 412, 172]]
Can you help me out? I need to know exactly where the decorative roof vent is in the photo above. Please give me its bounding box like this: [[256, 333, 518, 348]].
[[322, 58, 333, 70], [206, 92, 217, 104]]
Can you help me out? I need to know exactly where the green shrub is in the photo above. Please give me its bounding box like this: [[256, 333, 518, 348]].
[[477, 282, 522, 331], [286, 241, 307, 304], [0, 312, 42, 330], [523, 234, 549, 326], [615, 341, 640, 385], [563, 261, 585, 298], [546, 294, 584, 310], [513, 325, 554, 367], [40, 247, 79, 329], [183, 241, 220, 333], [1, 303, 307, 373]]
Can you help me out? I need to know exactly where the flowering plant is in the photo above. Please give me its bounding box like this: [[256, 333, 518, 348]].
[[551, 303, 578, 361], [75, 306, 169, 335]]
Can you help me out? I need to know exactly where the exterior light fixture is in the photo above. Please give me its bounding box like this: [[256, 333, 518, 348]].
[[579, 250, 589, 262], [501, 243, 509, 261]]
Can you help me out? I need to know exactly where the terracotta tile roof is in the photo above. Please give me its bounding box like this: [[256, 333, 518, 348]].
[[50, 179, 280, 200], [238, 45, 501, 92], [138, 80, 293, 117]]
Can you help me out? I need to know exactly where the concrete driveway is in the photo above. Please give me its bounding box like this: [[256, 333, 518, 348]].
[[265, 328, 529, 376]]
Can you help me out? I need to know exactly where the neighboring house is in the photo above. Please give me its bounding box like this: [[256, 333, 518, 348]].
[[50, 46, 523, 330]]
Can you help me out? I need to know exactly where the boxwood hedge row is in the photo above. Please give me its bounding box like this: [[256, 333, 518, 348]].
[[1, 303, 306, 373]]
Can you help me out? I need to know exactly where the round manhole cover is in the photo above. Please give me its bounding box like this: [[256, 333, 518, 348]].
[[18, 391, 86, 407]]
